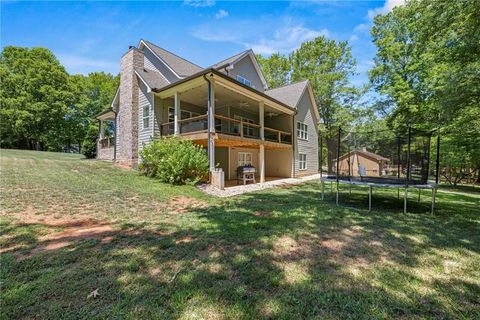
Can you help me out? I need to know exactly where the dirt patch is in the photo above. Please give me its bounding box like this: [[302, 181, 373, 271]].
[[166, 196, 206, 214], [253, 210, 270, 217], [14, 218, 116, 260]]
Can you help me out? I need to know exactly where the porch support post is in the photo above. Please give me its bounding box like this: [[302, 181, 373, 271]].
[[259, 100, 265, 184], [259, 144, 265, 183], [259, 101, 264, 140], [207, 79, 216, 171], [174, 92, 180, 135], [99, 120, 105, 139]]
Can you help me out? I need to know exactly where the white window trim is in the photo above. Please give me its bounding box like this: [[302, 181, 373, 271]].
[[299, 153, 307, 170], [236, 75, 252, 87], [297, 121, 308, 141], [143, 105, 150, 129], [238, 152, 253, 167]]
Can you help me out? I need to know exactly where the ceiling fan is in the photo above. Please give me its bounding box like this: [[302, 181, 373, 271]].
[[238, 101, 250, 108]]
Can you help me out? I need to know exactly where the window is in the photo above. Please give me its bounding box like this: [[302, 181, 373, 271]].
[[238, 152, 253, 167], [297, 122, 308, 140], [299, 153, 307, 170], [181, 110, 200, 120], [234, 115, 256, 136], [143, 105, 150, 129], [236, 75, 252, 87], [168, 107, 174, 122]]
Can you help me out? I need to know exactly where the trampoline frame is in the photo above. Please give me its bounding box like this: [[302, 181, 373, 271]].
[[320, 177, 437, 214], [319, 126, 441, 214]]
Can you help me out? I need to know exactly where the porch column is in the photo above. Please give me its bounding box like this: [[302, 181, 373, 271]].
[[99, 120, 105, 139], [259, 144, 265, 183], [174, 92, 180, 135], [259, 101, 265, 183], [207, 79, 216, 171], [259, 101, 264, 140]]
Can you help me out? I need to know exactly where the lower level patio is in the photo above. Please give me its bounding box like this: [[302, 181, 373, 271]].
[[198, 173, 320, 197]]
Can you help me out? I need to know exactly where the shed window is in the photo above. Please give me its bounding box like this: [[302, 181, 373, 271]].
[[236, 75, 252, 87], [143, 105, 150, 129], [297, 122, 308, 140], [299, 153, 307, 170]]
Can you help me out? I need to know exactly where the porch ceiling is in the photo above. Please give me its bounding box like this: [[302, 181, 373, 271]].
[[174, 82, 286, 116]]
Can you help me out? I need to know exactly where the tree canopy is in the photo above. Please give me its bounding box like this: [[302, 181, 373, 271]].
[[0, 46, 118, 152], [369, 0, 480, 182]]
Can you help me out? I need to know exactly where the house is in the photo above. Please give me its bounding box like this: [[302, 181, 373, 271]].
[[97, 39, 320, 187], [334, 148, 390, 177]]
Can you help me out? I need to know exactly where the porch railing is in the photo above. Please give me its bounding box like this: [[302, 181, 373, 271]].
[[161, 114, 208, 136], [264, 127, 292, 144], [99, 136, 115, 148], [160, 114, 292, 144]]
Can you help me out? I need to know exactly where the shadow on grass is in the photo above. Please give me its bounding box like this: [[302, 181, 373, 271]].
[[1, 183, 479, 319]]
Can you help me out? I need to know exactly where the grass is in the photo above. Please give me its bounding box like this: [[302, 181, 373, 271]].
[[1, 149, 479, 319]]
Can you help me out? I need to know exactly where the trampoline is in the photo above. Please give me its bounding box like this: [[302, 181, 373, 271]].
[[319, 125, 441, 213]]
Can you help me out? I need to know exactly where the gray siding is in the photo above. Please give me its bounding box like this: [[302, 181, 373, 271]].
[[229, 55, 265, 91], [294, 92, 319, 176], [138, 81, 154, 154], [143, 46, 179, 83]]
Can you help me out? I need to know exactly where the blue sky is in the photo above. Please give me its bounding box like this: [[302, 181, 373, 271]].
[[1, 0, 404, 87]]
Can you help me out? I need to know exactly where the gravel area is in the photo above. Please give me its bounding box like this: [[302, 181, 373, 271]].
[[198, 174, 321, 197]]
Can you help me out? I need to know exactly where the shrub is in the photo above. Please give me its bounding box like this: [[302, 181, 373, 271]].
[[81, 125, 98, 159], [138, 137, 209, 185]]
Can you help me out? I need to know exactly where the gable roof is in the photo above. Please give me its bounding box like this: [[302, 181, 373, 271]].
[[265, 80, 321, 124], [211, 50, 249, 69], [211, 49, 269, 90], [135, 67, 170, 91], [140, 40, 203, 77], [265, 80, 309, 108]]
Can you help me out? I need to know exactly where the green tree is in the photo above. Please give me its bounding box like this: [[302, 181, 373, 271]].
[[0, 46, 74, 150], [290, 36, 358, 172], [70, 72, 119, 157], [370, 0, 480, 183], [255, 53, 290, 88]]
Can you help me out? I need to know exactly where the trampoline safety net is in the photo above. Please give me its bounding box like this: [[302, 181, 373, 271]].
[[320, 126, 440, 186]]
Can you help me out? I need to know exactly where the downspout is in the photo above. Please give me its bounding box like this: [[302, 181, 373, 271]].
[[203, 73, 215, 171], [292, 109, 298, 178], [113, 109, 117, 161]]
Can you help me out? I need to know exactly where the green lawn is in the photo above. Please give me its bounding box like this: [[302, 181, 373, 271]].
[[1, 149, 479, 319]]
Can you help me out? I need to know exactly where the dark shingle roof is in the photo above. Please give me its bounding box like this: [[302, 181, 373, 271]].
[[211, 50, 249, 69], [135, 68, 170, 90], [143, 40, 203, 77], [264, 80, 309, 108]]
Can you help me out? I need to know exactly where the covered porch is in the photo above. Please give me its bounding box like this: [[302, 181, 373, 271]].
[[153, 69, 296, 189], [96, 109, 116, 161]]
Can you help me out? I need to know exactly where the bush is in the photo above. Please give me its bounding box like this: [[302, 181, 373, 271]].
[[138, 137, 209, 185], [81, 125, 98, 159]]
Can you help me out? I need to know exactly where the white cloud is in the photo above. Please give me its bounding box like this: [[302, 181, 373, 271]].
[[248, 25, 329, 55], [58, 54, 118, 75], [357, 60, 375, 73], [215, 9, 228, 19], [192, 19, 328, 55], [354, 23, 369, 33], [183, 0, 215, 8], [349, 35, 359, 43], [367, 0, 405, 20]]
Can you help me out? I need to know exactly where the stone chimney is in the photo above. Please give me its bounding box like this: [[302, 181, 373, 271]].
[[116, 46, 144, 166]]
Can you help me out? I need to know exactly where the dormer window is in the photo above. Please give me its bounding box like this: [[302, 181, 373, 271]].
[[236, 75, 251, 87]]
